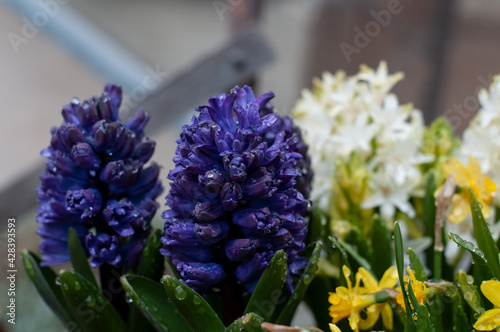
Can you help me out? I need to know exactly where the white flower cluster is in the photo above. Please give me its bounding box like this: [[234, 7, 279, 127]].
[[459, 75, 500, 190], [449, 75, 500, 268], [293, 61, 432, 220]]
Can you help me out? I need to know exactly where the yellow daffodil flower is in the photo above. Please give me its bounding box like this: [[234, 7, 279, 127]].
[[443, 156, 496, 223], [357, 266, 398, 331], [328, 266, 378, 332], [474, 280, 500, 331], [396, 268, 429, 310]]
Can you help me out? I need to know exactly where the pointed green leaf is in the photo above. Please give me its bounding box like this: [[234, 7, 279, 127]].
[[408, 248, 428, 282], [371, 217, 393, 279], [162, 275, 225, 332], [331, 236, 375, 277], [407, 280, 420, 312], [224, 313, 264, 332], [344, 226, 372, 263], [59, 270, 127, 332], [449, 233, 487, 265], [68, 227, 97, 287], [452, 304, 469, 332], [21, 250, 80, 330], [275, 241, 322, 325], [328, 236, 350, 287], [449, 232, 491, 283], [244, 250, 288, 322], [455, 270, 484, 315], [130, 230, 166, 332], [415, 305, 431, 331], [394, 222, 416, 330], [304, 276, 334, 332], [468, 187, 500, 280], [121, 275, 193, 332], [137, 229, 164, 280]]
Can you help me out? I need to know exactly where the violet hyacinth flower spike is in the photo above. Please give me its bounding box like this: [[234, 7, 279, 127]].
[[161, 85, 312, 293], [37, 84, 163, 268]]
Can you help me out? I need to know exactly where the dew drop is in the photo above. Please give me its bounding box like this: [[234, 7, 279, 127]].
[[193, 295, 202, 305], [174, 285, 187, 300], [85, 295, 96, 307]]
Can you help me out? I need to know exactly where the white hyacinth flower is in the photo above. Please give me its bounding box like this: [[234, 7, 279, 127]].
[[293, 61, 429, 218]]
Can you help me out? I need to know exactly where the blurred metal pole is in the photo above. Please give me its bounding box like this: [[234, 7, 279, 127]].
[[4, 0, 150, 90]]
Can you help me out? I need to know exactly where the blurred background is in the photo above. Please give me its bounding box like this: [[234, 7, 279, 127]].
[[1, 0, 500, 330]]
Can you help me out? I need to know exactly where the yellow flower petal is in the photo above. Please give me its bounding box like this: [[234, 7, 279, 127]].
[[483, 176, 497, 203], [447, 195, 470, 224], [357, 267, 378, 292], [481, 280, 500, 307], [444, 158, 468, 185], [381, 303, 394, 331], [329, 294, 351, 323], [358, 304, 380, 330], [467, 156, 482, 182], [473, 308, 500, 331], [482, 201, 490, 219], [348, 312, 360, 332], [329, 323, 342, 332], [379, 266, 398, 289]]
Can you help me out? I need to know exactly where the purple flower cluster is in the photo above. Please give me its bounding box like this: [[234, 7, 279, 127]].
[[37, 84, 162, 268], [161, 86, 311, 292]]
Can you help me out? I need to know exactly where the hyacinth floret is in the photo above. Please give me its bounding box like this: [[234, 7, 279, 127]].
[[37, 84, 162, 268], [161, 85, 311, 292]]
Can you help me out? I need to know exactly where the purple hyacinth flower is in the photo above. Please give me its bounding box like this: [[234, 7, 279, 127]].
[[161, 85, 311, 293], [86, 233, 121, 267], [37, 84, 162, 267]]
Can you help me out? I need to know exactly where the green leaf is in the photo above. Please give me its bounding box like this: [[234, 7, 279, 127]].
[[224, 313, 264, 332], [244, 250, 288, 322], [449, 232, 491, 283], [394, 222, 416, 331], [455, 270, 484, 315], [452, 304, 469, 332], [162, 275, 225, 332], [468, 187, 500, 280], [59, 270, 128, 332], [328, 236, 350, 287], [448, 233, 487, 264], [344, 226, 372, 263], [407, 279, 420, 312], [275, 241, 322, 325], [68, 227, 97, 287], [21, 250, 80, 330], [408, 248, 428, 282], [137, 229, 164, 280], [415, 305, 431, 331], [331, 236, 375, 277], [121, 275, 193, 332], [306, 206, 327, 244], [371, 217, 393, 279], [304, 276, 334, 332]]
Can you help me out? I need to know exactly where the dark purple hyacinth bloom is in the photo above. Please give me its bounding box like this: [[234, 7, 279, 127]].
[[161, 85, 311, 293], [37, 84, 162, 267]]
